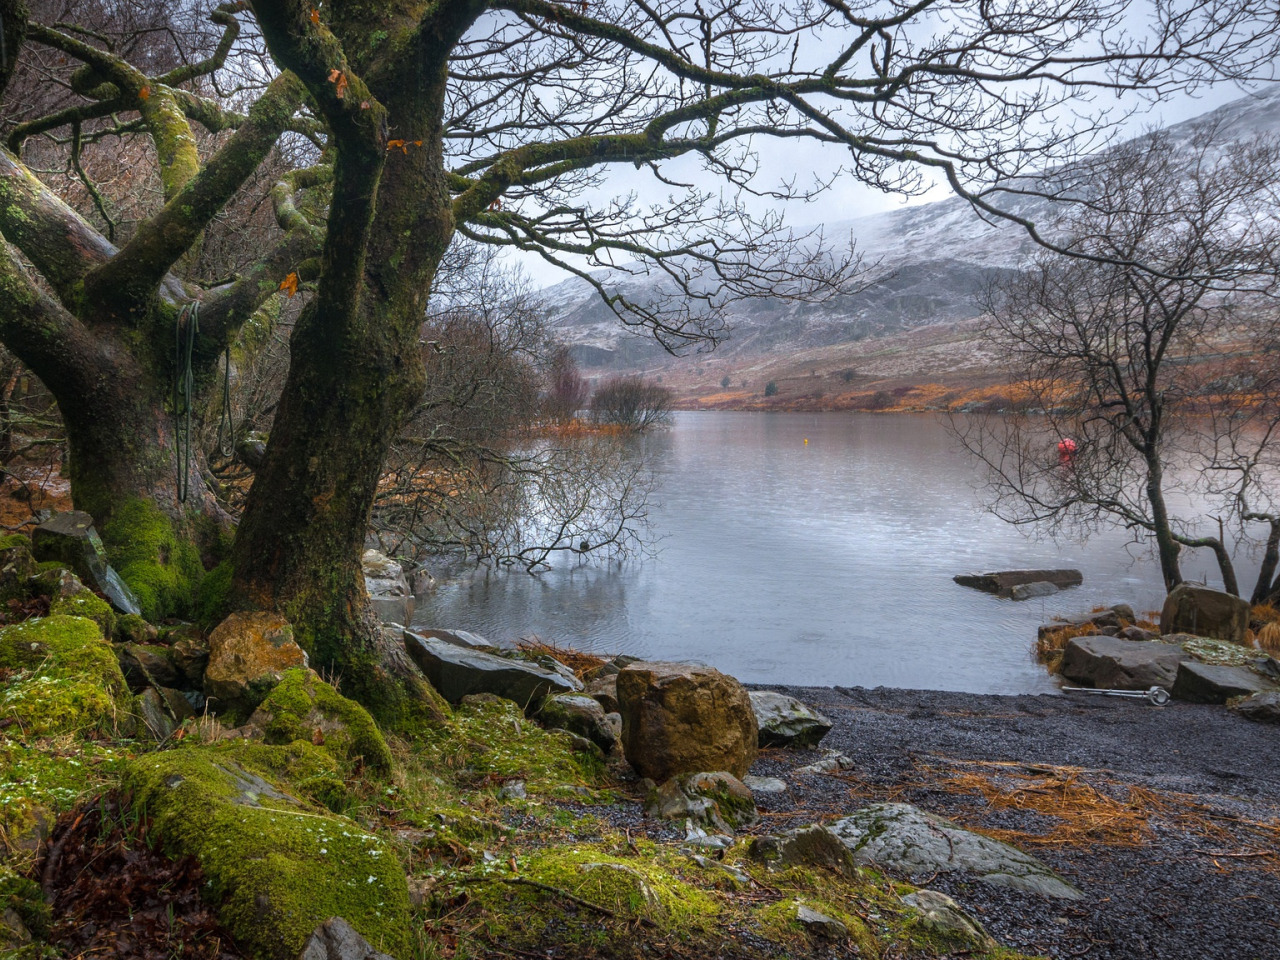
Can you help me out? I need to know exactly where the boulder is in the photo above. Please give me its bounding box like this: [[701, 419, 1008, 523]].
[[743, 775, 788, 795], [643, 771, 758, 832], [1171, 661, 1276, 704], [749, 691, 833, 748], [954, 569, 1082, 596], [1010, 580, 1059, 600], [297, 917, 396, 960], [171, 631, 211, 687], [794, 904, 848, 939], [900, 890, 993, 949], [537, 693, 618, 752], [1118, 625, 1159, 642], [617, 661, 757, 781], [406, 627, 492, 650], [30, 510, 142, 615], [584, 674, 619, 713], [830, 802, 1083, 900], [1160, 583, 1250, 644], [404, 633, 578, 706], [123, 746, 412, 960], [116, 643, 183, 692], [138, 687, 177, 740], [203, 612, 308, 717], [246, 667, 393, 772], [747, 825, 856, 877], [362, 550, 414, 627], [1059, 635, 1189, 690], [1230, 690, 1280, 724]]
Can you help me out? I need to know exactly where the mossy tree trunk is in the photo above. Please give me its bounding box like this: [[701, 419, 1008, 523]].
[[0, 7, 308, 618], [228, 1, 472, 729]]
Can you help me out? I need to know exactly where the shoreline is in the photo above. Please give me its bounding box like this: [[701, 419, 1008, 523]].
[[736, 682, 1280, 960]]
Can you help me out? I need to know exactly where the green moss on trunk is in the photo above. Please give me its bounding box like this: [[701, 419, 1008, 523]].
[[101, 500, 205, 621]]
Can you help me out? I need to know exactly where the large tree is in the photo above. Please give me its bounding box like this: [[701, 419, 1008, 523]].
[[1, 0, 1276, 723]]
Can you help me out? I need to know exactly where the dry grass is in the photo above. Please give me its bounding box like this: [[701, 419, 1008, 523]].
[[1256, 622, 1280, 654], [912, 756, 1280, 867], [1035, 624, 1094, 672], [516, 637, 610, 680]]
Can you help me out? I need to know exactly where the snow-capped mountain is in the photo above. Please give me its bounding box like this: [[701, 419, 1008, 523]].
[[540, 86, 1280, 370]]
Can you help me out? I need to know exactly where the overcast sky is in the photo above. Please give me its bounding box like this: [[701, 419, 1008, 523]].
[[515, 79, 1273, 290]]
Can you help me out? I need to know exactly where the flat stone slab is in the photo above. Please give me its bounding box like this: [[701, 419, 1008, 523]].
[[1060, 636, 1189, 690], [829, 802, 1084, 900], [1171, 661, 1277, 704], [404, 633, 579, 706], [31, 510, 141, 615], [954, 569, 1082, 596]]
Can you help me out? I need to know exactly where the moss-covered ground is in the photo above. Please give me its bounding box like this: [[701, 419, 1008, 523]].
[[2, 611, 1039, 960]]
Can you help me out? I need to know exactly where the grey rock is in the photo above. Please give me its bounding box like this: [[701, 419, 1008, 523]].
[[237, 435, 268, 469], [603, 712, 622, 740], [900, 890, 992, 947], [955, 569, 1082, 595], [406, 565, 435, 597], [1, 907, 32, 949], [138, 687, 176, 741], [157, 686, 197, 722], [795, 750, 855, 776], [362, 550, 414, 627], [689, 854, 751, 884], [116, 643, 183, 692], [538, 693, 618, 752], [748, 825, 857, 877], [406, 627, 492, 650], [749, 690, 834, 748], [296, 917, 396, 960], [680, 821, 736, 851], [404, 634, 579, 706], [1110, 603, 1137, 622], [170, 631, 211, 688], [584, 674, 620, 713], [830, 802, 1084, 900], [1060, 635, 1189, 690], [646, 771, 758, 833], [498, 781, 527, 801], [743, 775, 788, 795], [534, 655, 583, 691], [1119, 625, 1159, 642], [1172, 661, 1277, 704], [1230, 690, 1280, 723], [1010, 580, 1059, 600], [30, 510, 141, 615], [1161, 583, 1250, 645], [795, 904, 848, 939]]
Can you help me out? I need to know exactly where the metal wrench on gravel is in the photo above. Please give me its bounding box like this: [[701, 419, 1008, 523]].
[[1061, 685, 1171, 706]]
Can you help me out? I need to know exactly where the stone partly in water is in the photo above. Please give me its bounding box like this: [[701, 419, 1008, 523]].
[[617, 661, 757, 781], [644, 771, 758, 833], [1059, 636, 1188, 690], [1160, 583, 1250, 645], [407, 627, 494, 650], [749, 690, 833, 748], [404, 633, 579, 706], [362, 550, 414, 627], [1009, 581, 1060, 600], [203, 612, 309, 718], [954, 569, 1082, 596], [1171, 661, 1277, 704], [1230, 690, 1280, 723], [537, 693, 618, 753], [30, 510, 142, 615], [830, 802, 1084, 900]]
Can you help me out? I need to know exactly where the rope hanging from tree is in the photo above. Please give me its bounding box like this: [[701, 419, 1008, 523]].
[[173, 301, 199, 502], [214, 342, 235, 460]]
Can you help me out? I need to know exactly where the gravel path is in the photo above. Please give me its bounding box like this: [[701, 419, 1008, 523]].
[[746, 685, 1280, 960]]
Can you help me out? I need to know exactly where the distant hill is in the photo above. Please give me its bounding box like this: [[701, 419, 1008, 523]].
[[539, 87, 1280, 378]]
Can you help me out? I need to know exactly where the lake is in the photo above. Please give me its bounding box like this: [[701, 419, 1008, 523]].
[[413, 411, 1252, 694]]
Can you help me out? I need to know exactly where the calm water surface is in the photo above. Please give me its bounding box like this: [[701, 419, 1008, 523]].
[[414, 412, 1247, 694]]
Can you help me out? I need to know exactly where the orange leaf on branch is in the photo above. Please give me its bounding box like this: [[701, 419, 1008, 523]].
[[138, 85, 150, 101], [327, 68, 348, 99], [279, 272, 299, 298]]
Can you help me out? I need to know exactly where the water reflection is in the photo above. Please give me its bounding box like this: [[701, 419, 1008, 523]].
[[415, 412, 1253, 694]]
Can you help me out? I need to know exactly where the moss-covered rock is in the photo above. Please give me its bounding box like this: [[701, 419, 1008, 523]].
[[48, 591, 116, 640], [0, 535, 36, 604], [100, 501, 204, 621], [247, 668, 393, 774], [115, 613, 158, 645], [0, 865, 48, 948], [0, 616, 136, 737], [121, 743, 412, 960]]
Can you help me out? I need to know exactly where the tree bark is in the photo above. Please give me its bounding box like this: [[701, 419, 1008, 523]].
[[1145, 454, 1184, 591]]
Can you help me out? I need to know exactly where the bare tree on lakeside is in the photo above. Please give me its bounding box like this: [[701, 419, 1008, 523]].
[[0, 0, 1277, 724], [951, 127, 1280, 596]]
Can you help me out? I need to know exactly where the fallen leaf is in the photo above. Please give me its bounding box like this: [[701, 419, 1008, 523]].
[[138, 85, 150, 101], [279, 272, 299, 297], [310, 8, 320, 24]]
